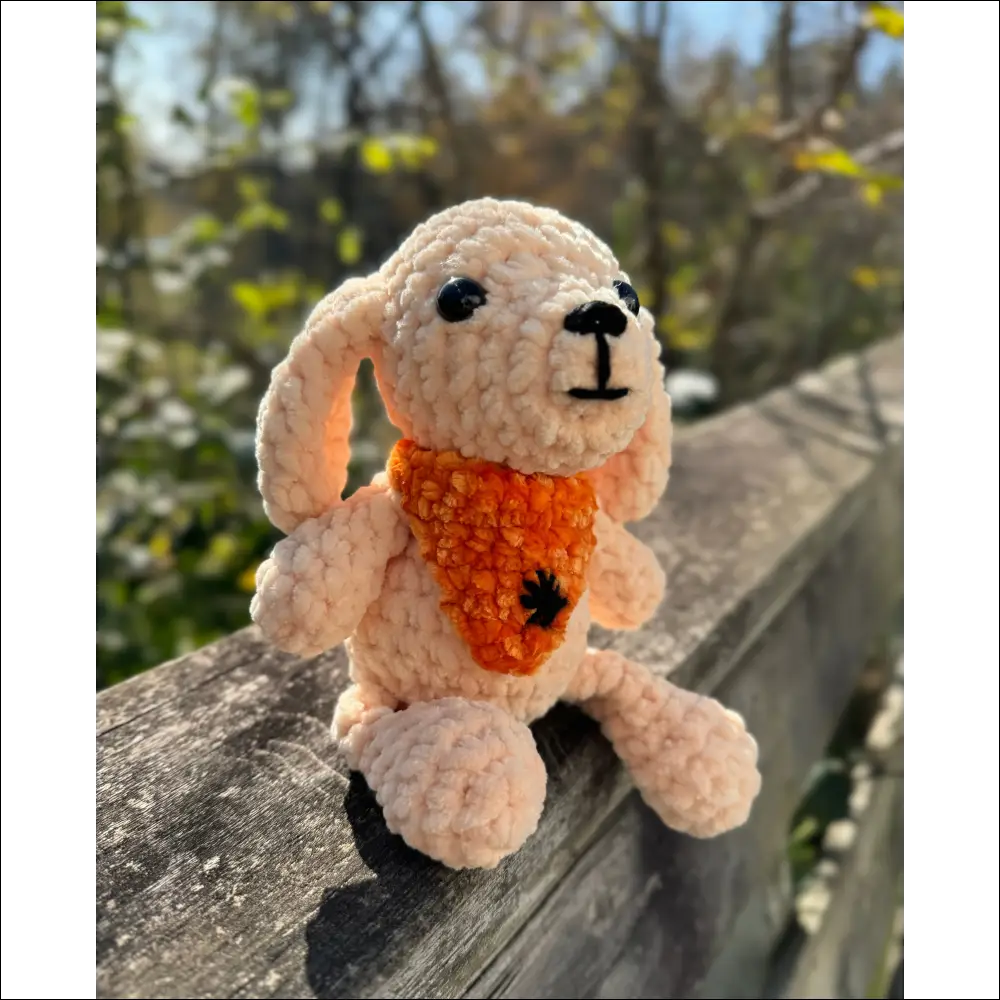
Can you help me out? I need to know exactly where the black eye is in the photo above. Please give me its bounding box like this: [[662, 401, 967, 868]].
[[613, 279, 640, 315], [436, 277, 488, 323]]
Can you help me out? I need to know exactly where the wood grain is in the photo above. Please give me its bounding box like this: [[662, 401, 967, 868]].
[[97, 337, 903, 1000]]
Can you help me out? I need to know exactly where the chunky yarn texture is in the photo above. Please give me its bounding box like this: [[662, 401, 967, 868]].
[[387, 438, 597, 676], [251, 197, 762, 870]]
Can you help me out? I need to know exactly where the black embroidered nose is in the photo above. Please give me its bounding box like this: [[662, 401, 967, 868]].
[[520, 570, 568, 630], [565, 300, 631, 400], [563, 300, 628, 338]]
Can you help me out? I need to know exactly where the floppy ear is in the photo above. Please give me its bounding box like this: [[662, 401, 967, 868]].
[[588, 360, 672, 524], [255, 274, 386, 535]]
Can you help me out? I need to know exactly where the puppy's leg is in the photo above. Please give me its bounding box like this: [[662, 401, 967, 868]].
[[340, 696, 547, 870], [566, 649, 761, 837], [333, 682, 399, 770]]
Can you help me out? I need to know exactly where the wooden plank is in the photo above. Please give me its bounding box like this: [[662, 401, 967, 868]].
[[97, 337, 903, 1000]]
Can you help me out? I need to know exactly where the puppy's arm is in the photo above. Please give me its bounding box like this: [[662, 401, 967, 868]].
[[587, 509, 666, 630], [251, 480, 410, 656]]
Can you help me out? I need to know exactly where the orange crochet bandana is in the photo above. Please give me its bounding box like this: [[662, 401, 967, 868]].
[[387, 439, 598, 677]]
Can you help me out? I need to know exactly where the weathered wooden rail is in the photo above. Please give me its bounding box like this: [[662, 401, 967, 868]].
[[97, 335, 903, 1000]]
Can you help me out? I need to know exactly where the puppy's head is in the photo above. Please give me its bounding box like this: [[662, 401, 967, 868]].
[[377, 198, 660, 478], [256, 198, 672, 535]]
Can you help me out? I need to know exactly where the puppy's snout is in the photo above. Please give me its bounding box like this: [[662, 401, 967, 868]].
[[563, 301, 628, 338]]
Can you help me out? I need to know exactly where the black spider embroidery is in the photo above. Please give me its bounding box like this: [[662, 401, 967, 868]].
[[520, 570, 568, 630]]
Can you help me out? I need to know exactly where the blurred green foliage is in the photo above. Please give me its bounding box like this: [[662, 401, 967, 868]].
[[96, 325, 274, 687]]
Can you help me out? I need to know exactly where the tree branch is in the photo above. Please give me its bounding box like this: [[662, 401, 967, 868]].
[[707, 6, 877, 396], [708, 127, 902, 393], [361, 1, 417, 80], [776, 1, 797, 123], [583, 0, 632, 53], [584, 0, 678, 361], [653, 0, 669, 40], [413, 0, 472, 199], [771, 18, 869, 143], [754, 127, 903, 222], [633, 0, 647, 36]]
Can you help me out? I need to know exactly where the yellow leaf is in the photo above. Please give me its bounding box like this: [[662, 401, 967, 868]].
[[867, 172, 903, 192], [208, 534, 238, 562], [237, 564, 260, 593], [231, 87, 260, 130], [861, 183, 883, 207], [231, 281, 267, 319], [237, 175, 267, 204], [148, 531, 172, 559], [259, 277, 300, 313], [338, 226, 363, 266], [864, 3, 904, 40], [235, 202, 289, 232], [191, 214, 224, 243], [397, 135, 439, 169], [851, 266, 881, 290], [416, 136, 438, 159], [793, 147, 863, 177], [318, 198, 343, 224], [360, 138, 394, 174], [231, 277, 299, 318]]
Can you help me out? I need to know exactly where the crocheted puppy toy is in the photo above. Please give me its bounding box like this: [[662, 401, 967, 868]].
[[252, 198, 761, 870]]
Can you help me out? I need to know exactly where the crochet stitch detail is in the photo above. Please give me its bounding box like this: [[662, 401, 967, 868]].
[[387, 438, 598, 676]]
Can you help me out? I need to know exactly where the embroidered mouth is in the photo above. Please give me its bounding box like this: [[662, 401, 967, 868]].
[[567, 386, 630, 401]]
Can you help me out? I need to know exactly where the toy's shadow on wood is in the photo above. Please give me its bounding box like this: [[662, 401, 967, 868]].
[[470, 709, 751, 998], [304, 772, 445, 999], [303, 705, 600, 999], [617, 798, 745, 998], [341, 769, 428, 872]]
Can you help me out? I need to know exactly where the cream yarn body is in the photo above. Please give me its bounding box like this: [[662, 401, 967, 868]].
[[251, 198, 761, 869]]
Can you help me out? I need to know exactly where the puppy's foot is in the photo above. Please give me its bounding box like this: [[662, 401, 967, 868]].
[[357, 698, 547, 869], [612, 686, 762, 837]]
